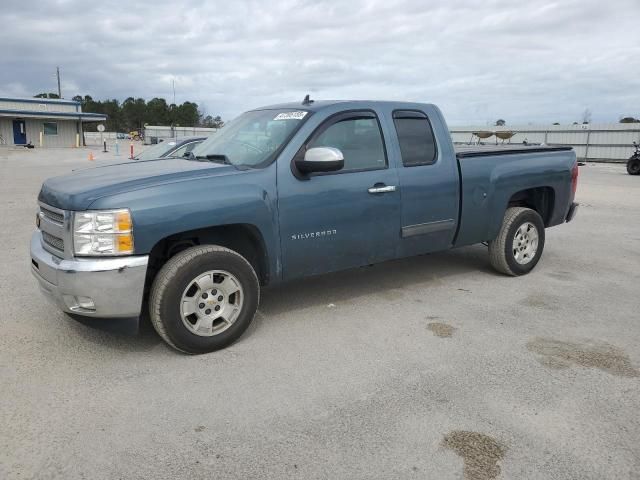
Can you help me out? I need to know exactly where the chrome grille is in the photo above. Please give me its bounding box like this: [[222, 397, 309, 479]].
[[40, 206, 64, 224], [38, 202, 68, 258], [42, 231, 64, 252]]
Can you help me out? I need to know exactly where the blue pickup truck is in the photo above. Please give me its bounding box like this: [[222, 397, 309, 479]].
[[31, 99, 579, 353]]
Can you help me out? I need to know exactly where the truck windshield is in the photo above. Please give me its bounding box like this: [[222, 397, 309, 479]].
[[189, 109, 309, 167]]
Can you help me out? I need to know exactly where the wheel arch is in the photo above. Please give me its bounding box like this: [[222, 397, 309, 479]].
[[486, 186, 555, 242], [506, 186, 556, 226], [144, 223, 271, 295]]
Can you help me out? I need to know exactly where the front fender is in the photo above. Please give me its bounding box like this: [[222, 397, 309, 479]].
[[87, 167, 281, 281]]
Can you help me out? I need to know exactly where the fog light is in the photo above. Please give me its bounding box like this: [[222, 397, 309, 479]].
[[63, 295, 96, 312], [77, 296, 96, 310]]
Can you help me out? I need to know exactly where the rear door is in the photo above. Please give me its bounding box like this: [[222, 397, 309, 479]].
[[277, 110, 401, 279], [392, 110, 459, 256]]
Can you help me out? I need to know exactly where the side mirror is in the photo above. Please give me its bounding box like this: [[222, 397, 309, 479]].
[[296, 147, 344, 174]]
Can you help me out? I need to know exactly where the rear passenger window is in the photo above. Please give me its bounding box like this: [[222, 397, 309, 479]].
[[309, 116, 386, 172], [393, 111, 437, 166]]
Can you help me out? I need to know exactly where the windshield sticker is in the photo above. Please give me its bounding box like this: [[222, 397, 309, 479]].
[[274, 111, 308, 121]]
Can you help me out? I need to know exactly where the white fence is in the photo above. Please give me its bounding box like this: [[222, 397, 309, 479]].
[[84, 127, 218, 147], [450, 123, 640, 162], [143, 125, 217, 144], [84, 132, 120, 146]]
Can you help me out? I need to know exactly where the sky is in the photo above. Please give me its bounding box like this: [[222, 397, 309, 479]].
[[1, 0, 639, 125]]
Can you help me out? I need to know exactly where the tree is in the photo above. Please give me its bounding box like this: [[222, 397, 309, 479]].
[[101, 99, 123, 131], [200, 114, 224, 128], [121, 97, 146, 131], [495, 119, 506, 126], [172, 101, 199, 127], [34, 92, 60, 99], [80, 95, 99, 114], [620, 116, 640, 123], [63, 93, 222, 131], [145, 97, 171, 126]]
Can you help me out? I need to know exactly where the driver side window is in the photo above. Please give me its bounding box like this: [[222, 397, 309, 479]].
[[172, 141, 201, 158], [309, 116, 387, 172], [170, 144, 189, 158]]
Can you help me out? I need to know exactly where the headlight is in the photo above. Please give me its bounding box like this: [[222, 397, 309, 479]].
[[73, 209, 134, 256]]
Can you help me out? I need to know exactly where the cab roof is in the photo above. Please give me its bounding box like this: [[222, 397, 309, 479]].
[[253, 99, 433, 112]]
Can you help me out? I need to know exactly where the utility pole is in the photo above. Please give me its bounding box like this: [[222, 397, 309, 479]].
[[172, 79, 176, 139], [56, 66, 62, 98]]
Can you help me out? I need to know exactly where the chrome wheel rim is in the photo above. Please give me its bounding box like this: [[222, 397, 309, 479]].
[[513, 222, 539, 265], [180, 270, 243, 337]]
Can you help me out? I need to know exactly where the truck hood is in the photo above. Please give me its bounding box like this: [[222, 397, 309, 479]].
[[38, 158, 235, 210]]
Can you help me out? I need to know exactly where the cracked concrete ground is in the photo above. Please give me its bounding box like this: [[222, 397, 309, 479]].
[[1, 148, 639, 479]]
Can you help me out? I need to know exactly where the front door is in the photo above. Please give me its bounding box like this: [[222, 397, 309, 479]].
[[278, 111, 401, 280], [13, 120, 26, 145]]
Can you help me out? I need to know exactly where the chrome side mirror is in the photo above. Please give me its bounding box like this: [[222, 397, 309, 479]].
[[296, 147, 344, 173]]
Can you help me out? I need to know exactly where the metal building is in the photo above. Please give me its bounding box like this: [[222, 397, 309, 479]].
[[0, 96, 106, 147]]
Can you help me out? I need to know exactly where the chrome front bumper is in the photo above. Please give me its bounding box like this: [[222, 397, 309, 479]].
[[30, 231, 149, 318]]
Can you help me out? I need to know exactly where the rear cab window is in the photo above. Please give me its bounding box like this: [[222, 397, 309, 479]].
[[393, 110, 437, 166]]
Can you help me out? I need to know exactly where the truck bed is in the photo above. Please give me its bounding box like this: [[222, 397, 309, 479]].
[[455, 144, 573, 158], [453, 144, 577, 248]]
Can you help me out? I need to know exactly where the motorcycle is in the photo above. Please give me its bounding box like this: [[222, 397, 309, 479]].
[[628, 142, 640, 175]]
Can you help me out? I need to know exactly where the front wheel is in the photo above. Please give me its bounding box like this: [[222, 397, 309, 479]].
[[149, 245, 259, 354], [627, 157, 640, 175], [488, 207, 546, 276]]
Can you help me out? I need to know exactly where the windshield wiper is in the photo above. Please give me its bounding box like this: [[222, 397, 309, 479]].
[[193, 153, 231, 165]]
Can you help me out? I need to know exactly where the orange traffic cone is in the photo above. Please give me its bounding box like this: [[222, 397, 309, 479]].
[[88, 152, 95, 161]]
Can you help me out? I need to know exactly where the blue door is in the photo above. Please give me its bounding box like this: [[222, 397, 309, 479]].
[[391, 109, 460, 256], [277, 111, 401, 280], [13, 120, 26, 145]]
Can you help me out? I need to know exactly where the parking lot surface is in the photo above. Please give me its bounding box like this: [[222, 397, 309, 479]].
[[1, 147, 639, 479]]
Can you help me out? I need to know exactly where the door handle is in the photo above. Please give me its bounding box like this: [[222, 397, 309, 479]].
[[368, 185, 396, 194]]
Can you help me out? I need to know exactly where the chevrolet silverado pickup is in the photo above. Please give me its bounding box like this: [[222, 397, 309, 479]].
[[31, 99, 579, 354]]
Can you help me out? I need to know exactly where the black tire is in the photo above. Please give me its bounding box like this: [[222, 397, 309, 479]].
[[627, 158, 640, 175], [149, 245, 259, 354], [488, 207, 546, 276]]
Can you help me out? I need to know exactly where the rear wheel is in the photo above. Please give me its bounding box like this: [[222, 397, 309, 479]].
[[627, 157, 640, 175], [488, 207, 545, 276], [149, 245, 259, 354]]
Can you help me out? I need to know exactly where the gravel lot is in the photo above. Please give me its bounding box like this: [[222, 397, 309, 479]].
[[1, 147, 639, 480]]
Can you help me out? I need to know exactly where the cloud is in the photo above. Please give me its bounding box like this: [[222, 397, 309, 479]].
[[1, 0, 639, 124]]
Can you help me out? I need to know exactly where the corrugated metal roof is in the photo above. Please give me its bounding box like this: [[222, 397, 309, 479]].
[[0, 96, 80, 106], [0, 109, 106, 121]]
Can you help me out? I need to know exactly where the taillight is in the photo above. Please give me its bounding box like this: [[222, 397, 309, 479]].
[[571, 162, 579, 196]]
